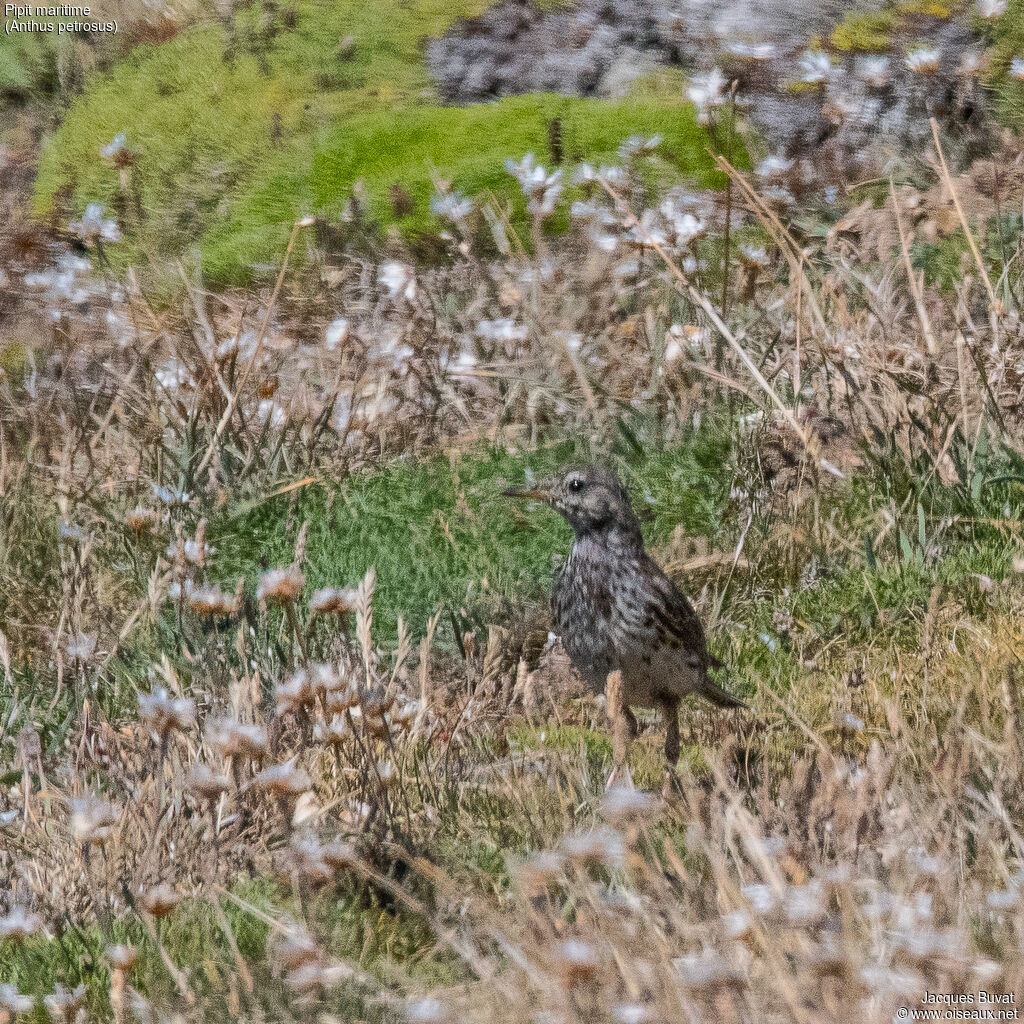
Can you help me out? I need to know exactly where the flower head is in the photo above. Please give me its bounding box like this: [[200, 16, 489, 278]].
[[140, 883, 179, 919], [309, 586, 357, 614], [70, 794, 120, 846], [379, 261, 417, 302], [257, 566, 304, 604], [138, 686, 195, 740]]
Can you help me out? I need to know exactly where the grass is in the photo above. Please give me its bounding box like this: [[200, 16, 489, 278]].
[[209, 428, 734, 646], [30, 0, 721, 287]]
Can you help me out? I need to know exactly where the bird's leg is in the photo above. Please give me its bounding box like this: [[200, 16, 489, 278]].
[[605, 670, 633, 789], [660, 697, 681, 799]]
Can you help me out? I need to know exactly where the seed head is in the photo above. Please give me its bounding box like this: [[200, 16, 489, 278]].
[[186, 763, 231, 803], [43, 983, 86, 1023], [0, 907, 42, 943], [251, 757, 313, 797], [106, 944, 138, 971], [70, 795, 120, 846], [140, 883, 180, 919], [187, 584, 241, 617], [309, 586, 358, 615], [138, 686, 195, 741], [207, 717, 268, 761], [257, 567, 305, 604]]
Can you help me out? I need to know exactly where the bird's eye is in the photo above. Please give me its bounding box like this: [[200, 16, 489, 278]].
[[568, 478, 584, 493]]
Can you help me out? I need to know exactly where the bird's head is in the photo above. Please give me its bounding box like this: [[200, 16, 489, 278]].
[[503, 463, 641, 539]]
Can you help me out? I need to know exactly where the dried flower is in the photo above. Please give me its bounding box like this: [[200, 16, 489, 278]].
[[275, 670, 315, 715], [284, 961, 352, 993], [560, 826, 625, 869], [313, 714, 352, 745], [43, 984, 86, 1023], [0, 984, 32, 1015], [515, 850, 566, 895], [406, 998, 453, 1023], [251, 757, 313, 797], [601, 786, 659, 823], [207, 718, 268, 761], [0, 907, 42, 943], [187, 584, 241, 617], [257, 566, 305, 604], [186, 763, 231, 803], [106, 944, 138, 971], [70, 795, 120, 846], [379, 261, 417, 302], [325, 317, 349, 351], [139, 883, 180, 919], [138, 687, 195, 740], [65, 631, 97, 664], [798, 50, 831, 84], [906, 47, 941, 75], [675, 948, 744, 991], [309, 586, 358, 614], [165, 538, 214, 566], [123, 507, 161, 534], [977, 0, 1007, 16], [554, 939, 601, 987], [68, 203, 121, 244], [269, 924, 319, 972]]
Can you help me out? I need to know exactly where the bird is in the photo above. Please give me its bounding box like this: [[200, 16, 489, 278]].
[[504, 463, 745, 793]]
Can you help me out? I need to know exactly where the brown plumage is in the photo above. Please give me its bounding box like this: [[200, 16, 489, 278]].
[[505, 463, 745, 791]]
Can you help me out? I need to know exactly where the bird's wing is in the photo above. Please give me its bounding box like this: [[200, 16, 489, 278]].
[[641, 555, 714, 668]]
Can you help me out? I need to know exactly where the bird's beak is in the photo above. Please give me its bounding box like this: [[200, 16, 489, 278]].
[[502, 486, 551, 503]]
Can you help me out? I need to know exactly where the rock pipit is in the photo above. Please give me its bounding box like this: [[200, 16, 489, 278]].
[[505, 463, 745, 793]]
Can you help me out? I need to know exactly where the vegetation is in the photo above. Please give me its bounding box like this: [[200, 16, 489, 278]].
[[28, 0, 718, 285], [7, 0, 1024, 1021]]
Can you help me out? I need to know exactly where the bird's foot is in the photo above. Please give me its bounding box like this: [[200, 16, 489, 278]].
[[606, 763, 635, 791]]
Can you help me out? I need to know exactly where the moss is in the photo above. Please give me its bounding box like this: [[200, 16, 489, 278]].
[[32, 0, 723, 288], [895, 0, 954, 17], [830, 10, 897, 52], [202, 88, 723, 284], [0, 32, 59, 98]]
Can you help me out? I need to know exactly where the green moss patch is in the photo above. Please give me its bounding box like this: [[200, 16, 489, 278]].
[[32, 0, 722, 287]]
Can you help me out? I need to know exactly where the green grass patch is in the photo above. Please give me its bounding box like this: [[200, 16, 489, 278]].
[[209, 427, 735, 646]]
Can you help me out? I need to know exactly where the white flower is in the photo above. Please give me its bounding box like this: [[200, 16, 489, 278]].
[[756, 155, 794, 178], [798, 50, 831, 84], [668, 211, 706, 247], [857, 55, 891, 88], [69, 203, 121, 243], [325, 317, 349, 351], [618, 134, 662, 158], [977, 0, 1007, 17], [739, 244, 769, 267], [477, 319, 528, 344], [100, 132, 127, 159], [378, 261, 417, 302], [598, 164, 626, 184], [154, 359, 195, 393], [627, 209, 667, 249], [727, 39, 775, 61], [1011, 55, 1024, 80], [572, 162, 598, 185], [430, 191, 473, 222], [906, 47, 941, 74], [257, 399, 287, 428], [686, 68, 727, 123]]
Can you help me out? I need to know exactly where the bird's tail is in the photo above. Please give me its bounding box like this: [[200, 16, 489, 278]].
[[699, 677, 747, 710]]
